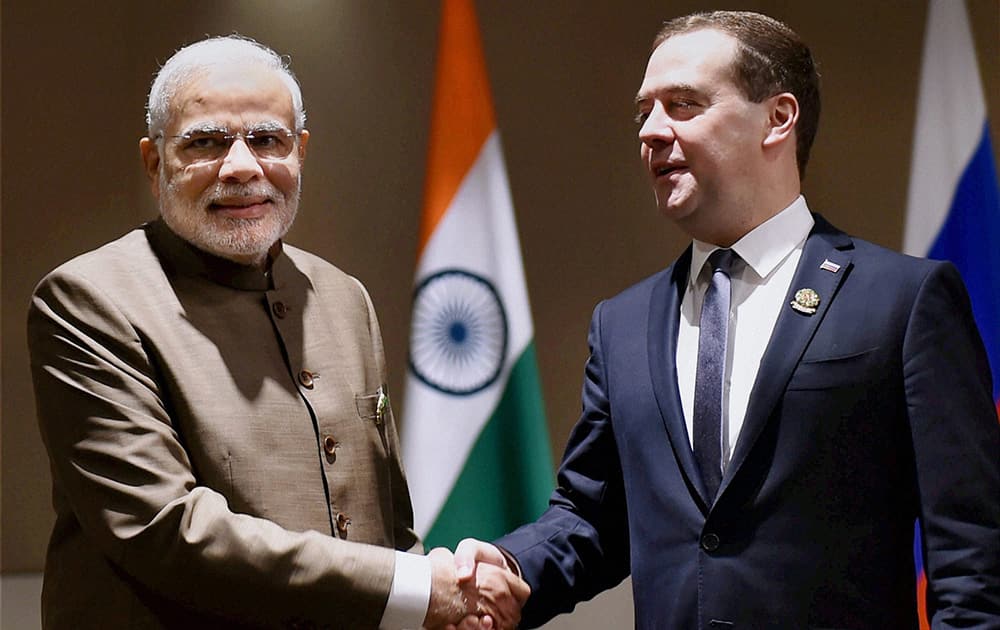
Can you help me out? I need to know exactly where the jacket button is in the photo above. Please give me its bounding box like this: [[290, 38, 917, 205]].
[[298, 370, 315, 388], [701, 533, 721, 551], [322, 435, 338, 455], [272, 301, 288, 318]]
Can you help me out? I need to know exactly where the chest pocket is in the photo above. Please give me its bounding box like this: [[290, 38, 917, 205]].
[[786, 347, 881, 391]]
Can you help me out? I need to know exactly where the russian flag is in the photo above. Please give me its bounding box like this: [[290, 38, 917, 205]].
[[903, 1, 1000, 627]]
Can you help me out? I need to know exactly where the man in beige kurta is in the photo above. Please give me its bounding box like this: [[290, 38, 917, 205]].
[[28, 35, 526, 630]]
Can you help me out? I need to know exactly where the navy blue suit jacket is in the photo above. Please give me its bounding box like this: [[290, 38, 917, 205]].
[[497, 216, 1000, 629]]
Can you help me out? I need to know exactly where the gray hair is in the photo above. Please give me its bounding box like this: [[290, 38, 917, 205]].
[[145, 35, 306, 137]]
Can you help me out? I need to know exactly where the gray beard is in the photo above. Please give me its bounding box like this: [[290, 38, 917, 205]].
[[158, 177, 300, 266]]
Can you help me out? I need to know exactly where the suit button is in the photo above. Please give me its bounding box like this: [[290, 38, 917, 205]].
[[701, 533, 720, 551], [298, 370, 315, 388], [272, 301, 288, 318], [322, 435, 338, 455]]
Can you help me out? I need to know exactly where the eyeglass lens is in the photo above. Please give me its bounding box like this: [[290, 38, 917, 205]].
[[174, 130, 297, 162]]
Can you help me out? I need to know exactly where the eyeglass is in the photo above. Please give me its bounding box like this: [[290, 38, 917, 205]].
[[163, 128, 301, 163]]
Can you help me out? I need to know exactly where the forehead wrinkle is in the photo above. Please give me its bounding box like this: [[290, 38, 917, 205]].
[[167, 66, 297, 134]]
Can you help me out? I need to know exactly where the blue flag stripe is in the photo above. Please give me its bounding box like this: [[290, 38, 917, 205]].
[[926, 123, 1000, 400]]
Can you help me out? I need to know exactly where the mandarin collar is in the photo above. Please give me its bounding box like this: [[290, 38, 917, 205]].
[[145, 219, 284, 291]]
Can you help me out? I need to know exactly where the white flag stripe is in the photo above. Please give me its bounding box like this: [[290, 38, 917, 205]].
[[416, 133, 534, 353], [403, 131, 533, 535], [903, 0, 987, 256]]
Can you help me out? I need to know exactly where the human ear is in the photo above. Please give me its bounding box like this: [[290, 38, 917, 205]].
[[763, 93, 798, 148], [296, 129, 309, 161], [139, 137, 161, 198]]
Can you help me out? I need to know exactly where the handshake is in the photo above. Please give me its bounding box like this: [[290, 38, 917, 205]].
[[422, 539, 530, 630]]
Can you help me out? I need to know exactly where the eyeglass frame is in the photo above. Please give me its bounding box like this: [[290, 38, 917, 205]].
[[156, 124, 304, 164]]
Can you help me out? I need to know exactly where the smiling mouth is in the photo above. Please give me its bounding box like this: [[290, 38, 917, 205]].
[[210, 196, 271, 209], [207, 198, 273, 220], [655, 165, 687, 177]]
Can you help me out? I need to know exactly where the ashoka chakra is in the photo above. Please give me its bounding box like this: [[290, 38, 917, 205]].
[[408, 269, 508, 396]]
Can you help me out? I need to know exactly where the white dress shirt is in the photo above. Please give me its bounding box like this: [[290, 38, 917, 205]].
[[379, 551, 432, 629], [677, 196, 814, 471]]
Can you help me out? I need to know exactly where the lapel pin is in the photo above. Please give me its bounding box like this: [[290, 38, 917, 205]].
[[791, 288, 820, 315], [819, 259, 841, 273], [376, 386, 389, 425]]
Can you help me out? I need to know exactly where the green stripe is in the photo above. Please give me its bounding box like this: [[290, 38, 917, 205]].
[[424, 342, 554, 549]]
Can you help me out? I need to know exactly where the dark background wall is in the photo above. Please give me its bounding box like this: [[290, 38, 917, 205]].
[[3, 0, 999, 576]]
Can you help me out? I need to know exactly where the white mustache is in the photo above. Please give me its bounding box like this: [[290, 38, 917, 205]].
[[204, 183, 280, 204]]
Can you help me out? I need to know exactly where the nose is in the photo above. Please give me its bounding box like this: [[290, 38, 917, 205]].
[[638, 105, 675, 150], [217, 137, 264, 182]]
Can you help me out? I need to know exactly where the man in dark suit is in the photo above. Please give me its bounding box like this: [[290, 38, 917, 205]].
[[452, 10, 1000, 629]]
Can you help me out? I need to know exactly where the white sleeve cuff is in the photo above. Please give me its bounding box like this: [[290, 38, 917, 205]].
[[378, 551, 432, 630]]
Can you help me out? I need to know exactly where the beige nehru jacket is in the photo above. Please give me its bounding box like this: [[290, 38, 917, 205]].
[[28, 220, 420, 629]]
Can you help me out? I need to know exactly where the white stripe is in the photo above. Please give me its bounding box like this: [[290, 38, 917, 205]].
[[903, 0, 986, 256], [402, 131, 534, 535]]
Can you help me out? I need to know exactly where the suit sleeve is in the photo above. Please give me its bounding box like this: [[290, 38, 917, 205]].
[[902, 262, 1000, 627], [494, 301, 631, 628], [28, 269, 398, 628], [353, 276, 422, 555]]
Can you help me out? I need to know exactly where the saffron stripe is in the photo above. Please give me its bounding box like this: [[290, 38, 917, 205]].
[[418, 0, 496, 256]]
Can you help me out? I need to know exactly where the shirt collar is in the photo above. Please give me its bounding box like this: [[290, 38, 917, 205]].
[[688, 195, 814, 286]]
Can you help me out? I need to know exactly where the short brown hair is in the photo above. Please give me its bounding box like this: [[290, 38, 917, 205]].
[[653, 11, 820, 179]]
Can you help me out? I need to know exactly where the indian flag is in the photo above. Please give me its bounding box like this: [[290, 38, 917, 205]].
[[903, 1, 1000, 627], [401, 0, 554, 549]]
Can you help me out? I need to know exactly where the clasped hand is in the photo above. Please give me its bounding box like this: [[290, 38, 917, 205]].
[[423, 539, 529, 630]]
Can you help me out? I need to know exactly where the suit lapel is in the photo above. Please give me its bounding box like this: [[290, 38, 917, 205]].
[[648, 247, 715, 509], [720, 216, 855, 498]]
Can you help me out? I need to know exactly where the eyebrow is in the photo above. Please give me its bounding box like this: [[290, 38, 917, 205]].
[[634, 83, 700, 105], [177, 120, 292, 136], [177, 122, 228, 136], [247, 121, 293, 133]]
